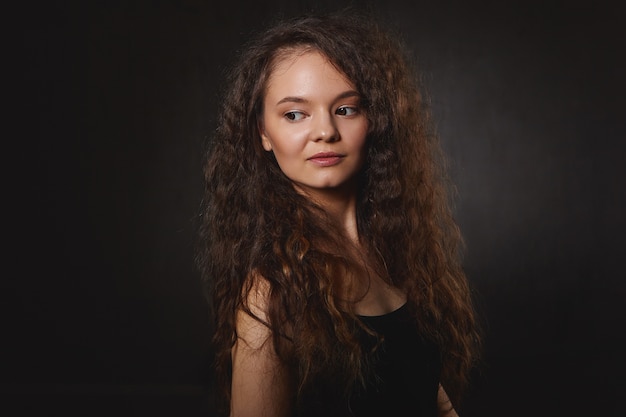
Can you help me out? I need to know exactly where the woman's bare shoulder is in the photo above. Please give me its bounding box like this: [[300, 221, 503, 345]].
[[230, 272, 293, 416]]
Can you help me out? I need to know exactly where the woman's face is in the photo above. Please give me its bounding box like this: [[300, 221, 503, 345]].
[[260, 50, 369, 197]]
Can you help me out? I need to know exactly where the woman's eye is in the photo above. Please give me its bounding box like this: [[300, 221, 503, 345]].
[[284, 111, 305, 121], [336, 106, 358, 116]]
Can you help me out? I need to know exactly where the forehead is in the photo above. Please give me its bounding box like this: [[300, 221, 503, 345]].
[[264, 49, 355, 98]]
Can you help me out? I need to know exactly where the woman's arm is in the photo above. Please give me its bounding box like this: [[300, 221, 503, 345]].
[[230, 280, 293, 417], [437, 384, 459, 417]]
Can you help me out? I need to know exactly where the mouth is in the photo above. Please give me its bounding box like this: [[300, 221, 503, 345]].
[[307, 152, 345, 167]]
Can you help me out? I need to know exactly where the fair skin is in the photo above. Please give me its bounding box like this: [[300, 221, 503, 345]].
[[259, 49, 368, 204], [231, 49, 458, 417]]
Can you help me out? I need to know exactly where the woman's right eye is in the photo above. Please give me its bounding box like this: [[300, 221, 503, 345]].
[[284, 111, 305, 121]]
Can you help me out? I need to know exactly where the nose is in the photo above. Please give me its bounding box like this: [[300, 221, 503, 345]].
[[311, 111, 338, 142]]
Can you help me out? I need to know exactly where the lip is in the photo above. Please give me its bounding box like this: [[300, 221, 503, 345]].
[[307, 152, 345, 167]]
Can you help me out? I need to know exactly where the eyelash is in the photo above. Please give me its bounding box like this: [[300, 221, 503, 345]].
[[283, 106, 359, 121]]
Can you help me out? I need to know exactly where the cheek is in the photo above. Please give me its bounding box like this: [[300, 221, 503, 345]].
[[273, 143, 299, 160], [348, 123, 369, 152], [267, 140, 301, 170], [269, 126, 308, 157]]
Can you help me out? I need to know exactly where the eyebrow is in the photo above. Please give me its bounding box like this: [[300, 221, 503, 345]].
[[275, 90, 361, 106]]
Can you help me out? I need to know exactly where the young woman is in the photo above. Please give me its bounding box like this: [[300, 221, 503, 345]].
[[198, 11, 480, 417]]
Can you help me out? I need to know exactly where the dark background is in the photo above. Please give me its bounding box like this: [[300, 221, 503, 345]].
[[7, 0, 625, 416]]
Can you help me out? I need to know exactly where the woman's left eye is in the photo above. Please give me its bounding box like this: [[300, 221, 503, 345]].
[[336, 106, 358, 116]]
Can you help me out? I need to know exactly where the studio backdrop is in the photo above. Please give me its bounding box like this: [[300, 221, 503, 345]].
[[8, 1, 625, 416]]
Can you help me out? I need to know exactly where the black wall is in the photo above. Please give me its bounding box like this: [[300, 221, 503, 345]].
[[8, 0, 625, 416]]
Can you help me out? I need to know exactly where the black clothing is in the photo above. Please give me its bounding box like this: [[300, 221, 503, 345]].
[[297, 304, 441, 416], [350, 303, 441, 416]]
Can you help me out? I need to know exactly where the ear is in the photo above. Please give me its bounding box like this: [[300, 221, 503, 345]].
[[258, 119, 272, 151]]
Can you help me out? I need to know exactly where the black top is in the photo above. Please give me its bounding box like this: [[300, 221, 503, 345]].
[[297, 304, 441, 417], [350, 304, 441, 416]]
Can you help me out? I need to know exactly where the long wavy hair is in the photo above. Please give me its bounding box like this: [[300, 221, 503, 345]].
[[197, 10, 480, 416]]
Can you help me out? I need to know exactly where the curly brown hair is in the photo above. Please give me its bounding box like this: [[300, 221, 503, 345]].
[[197, 10, 480, 415]]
